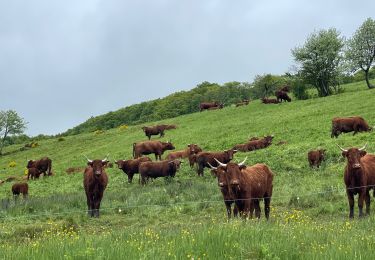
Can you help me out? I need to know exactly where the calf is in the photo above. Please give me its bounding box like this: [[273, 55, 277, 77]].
[[114, 157, 152, 183], [12, 183, 29, 199], [308, 149, 326, 168], [215, 158, 274, 219], [133, 140, 175, 160], [139, 160, 181, 185], [338, 144, 375, 218], [83, 157, 109, 217], [195, 149, 237, 176], [27, 157, 52, 176], [27, 167, 41, 180]]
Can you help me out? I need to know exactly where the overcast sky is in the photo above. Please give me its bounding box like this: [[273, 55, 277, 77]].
[[0, 0, 374, 136]]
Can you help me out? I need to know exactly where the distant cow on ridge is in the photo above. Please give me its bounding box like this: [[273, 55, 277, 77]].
[[200, 102, 223, 111], [142, 124, 177, 140], [331, 116, 372, 138]]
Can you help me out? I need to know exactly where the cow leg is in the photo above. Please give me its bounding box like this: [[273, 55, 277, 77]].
[[264, 196, 271, 220], [254, 200, 261, 219], [197, 164, 204, 176], [347, 191, 354, 218], [160, 131, 165, 138], [358, 191, 365, 217], [141, 174, 146, 185], [225, 201, 232, 219], [148, 135, 151, 140], [233, 204, 239, 218], [365, 189, 371, 215], [94, 192, 104, 218], [128, 173, 134, 183], [86, 194, 93, 217]]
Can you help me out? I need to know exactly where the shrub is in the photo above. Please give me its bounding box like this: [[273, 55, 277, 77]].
[[57, 137, 65, 142], [118, 125, 128, 131], [8, 161, 17, 168], [94, 130, 105, 135], [31, 142, 38, 148]]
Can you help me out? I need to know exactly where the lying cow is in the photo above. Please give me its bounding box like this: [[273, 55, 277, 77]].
[[233, 136, 273, 152], [142, 124, 176, 140], [12, 183, 29, 199], [139, 160, 181, 185], [195, 149, 237, 176], [133, 140, 175, 160], [337, 144, 375, 218], [27, 157, 52, 176], [331, 116, 372, 138], [199, 102, 223, 111], [261, 98, 279, 104], [308, 149, 326, 168], [115, 157, 152, 183], [165, 144, 202, 160], [214, 158, 274, 219], [275, 90, 291, 102]]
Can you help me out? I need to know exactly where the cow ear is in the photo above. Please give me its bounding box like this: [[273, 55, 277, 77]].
[[211, 169, 218, 177], [360, 151, 367, 157], [239, 165, 246, 170], [87, 162, 93, 166], [342, 151, 348, 158]]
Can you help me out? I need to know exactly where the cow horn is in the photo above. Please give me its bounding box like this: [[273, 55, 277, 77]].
[[102, 154, 109, 162], [84, 155, 93, 163], [336, 144, 348, 152], [238, 157, 247, 166], [207, 162, 217, 170], [214, 158, 227, 167], [359, 143, 368, 151]]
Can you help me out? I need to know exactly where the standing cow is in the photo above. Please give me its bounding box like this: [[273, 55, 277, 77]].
[[275, 90, 291, 102], [337, 144, 375, 218], [27, 157, 52, 176], [195, 149, 237, 176], [114, 157, 151, 183], [83, 156, 109, 217], [12, 183, 29, 200], [214, 158, 274, 219], [139, 160, 181, 185], [308, 149, 326, 168], [331, 116, 372, 138], [133, 140, 175, 160], [142, 124, 176, 140]]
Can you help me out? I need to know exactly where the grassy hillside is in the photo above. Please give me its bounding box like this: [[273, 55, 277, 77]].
[[0, 80, 375, 259]]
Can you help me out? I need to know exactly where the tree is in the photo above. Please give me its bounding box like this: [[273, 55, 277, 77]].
[[252, 74, 286, 98], [0, 110, 27, 155], [345, 18, 375, 89], [292, 28, 344, 97]]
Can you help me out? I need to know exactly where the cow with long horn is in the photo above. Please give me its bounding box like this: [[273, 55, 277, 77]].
[[338, 143, 375, 218], [83, 156, 109, 217], [213, 158, 274, 219], [195, 149, 237, 176]]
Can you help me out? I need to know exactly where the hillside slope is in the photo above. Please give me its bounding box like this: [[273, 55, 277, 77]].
[[0, 80, 375, 259]]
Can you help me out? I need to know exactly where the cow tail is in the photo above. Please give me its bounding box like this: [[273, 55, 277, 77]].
[[133, 143, 136, 158], [48, 160, 52, 175]]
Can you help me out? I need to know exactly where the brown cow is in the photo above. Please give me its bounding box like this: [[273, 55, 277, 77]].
[[233, 136, 273, 152], [200, 102, 223, 111], [236, 100, 250, 107], [338, 144, 375, 218], [114, 157, 152, 183], [215, 158, 273, 219], [331, 116, 372, 138], [27, 167, 41, 180], [133, 141, 175, 160], [165, 144, 202, 160], [12, 183, 29, 199], [27, 157, 52, 176], [142, 124, 176, 140], [308, 149, 326, 168], [275, 90, 291, 102], [195, 149, 237, 176], [261, 98, 279, 104], [83, 157, 109, 217], [139, 160, 181, 185]]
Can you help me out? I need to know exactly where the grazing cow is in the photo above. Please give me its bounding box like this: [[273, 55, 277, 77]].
[[261, 98, 279, 104], [142, 124, 176, 140], [195, 149, 237, 176], [233, 136, 274, 152], [337, 144, 375, 218], [165, 144, 202, 160], [215, 158, 274, 219], [236, 100, 250, 107], [331, 116, 372, 138], [27, 157, 52, 176], [133, 141, 175, 160], [275, 90, 291, 102], [139, 160, 181, 185], [27, 167, 41, 180], [199, 102, 223, 111], [308, 149, 326, 168], [12, 183, 28, 199], [83, 157, 109, 217], [208, 162, 240, 218], [114, 157, 152, 183]]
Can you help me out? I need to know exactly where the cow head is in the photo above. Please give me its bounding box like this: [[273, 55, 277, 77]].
[[264, 135, 274, 145], [214, 158, 247, 190], [224, 149, 237, 161], [141, 126, 147, 132], [337, 144, 367, 170], [27, 160, 35, 169], [114, 160, 125, 169], [85, 156, 108, 175], [162, 141, 175, 151], [168, 160, 181, 176], [188, 144, 202, 154], [318, 149, 326, 158]]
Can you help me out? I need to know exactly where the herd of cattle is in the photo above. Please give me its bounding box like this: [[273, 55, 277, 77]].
[[8, 109, 375, 220]]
